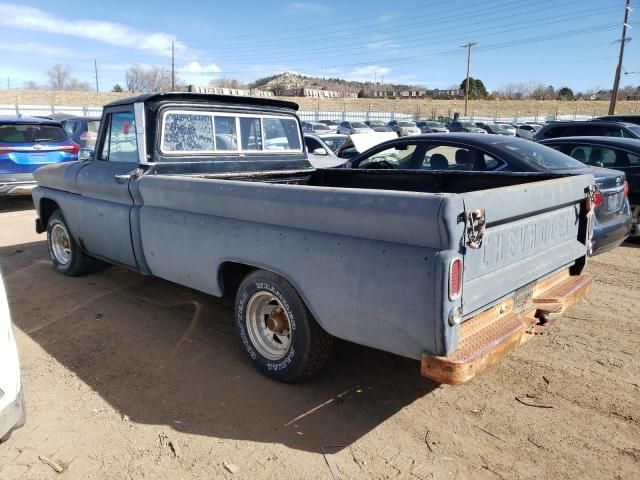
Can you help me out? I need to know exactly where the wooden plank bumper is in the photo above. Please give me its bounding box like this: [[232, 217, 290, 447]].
[[420, 272, 593, 385]]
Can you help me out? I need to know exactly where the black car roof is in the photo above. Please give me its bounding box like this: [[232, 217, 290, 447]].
[[0, 115, 62, 126], [545, 120, 637, 128], [104, 92, 299, 111], [540, 136, 640, 151]]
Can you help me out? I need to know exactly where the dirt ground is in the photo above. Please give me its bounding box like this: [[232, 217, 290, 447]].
[[0, 197, 638, 480]]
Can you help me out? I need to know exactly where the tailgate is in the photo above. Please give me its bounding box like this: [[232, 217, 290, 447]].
[[460, 174, 593, 316]]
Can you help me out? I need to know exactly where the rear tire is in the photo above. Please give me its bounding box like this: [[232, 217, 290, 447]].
[[47, 209, 95, 276], [235, 270, 333, 382]]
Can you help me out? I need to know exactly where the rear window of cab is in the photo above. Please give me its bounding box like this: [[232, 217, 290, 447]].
[[160, 110, 302, 155]]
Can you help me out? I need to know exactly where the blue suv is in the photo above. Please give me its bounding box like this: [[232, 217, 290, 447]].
[[0, 116, 79, 196]]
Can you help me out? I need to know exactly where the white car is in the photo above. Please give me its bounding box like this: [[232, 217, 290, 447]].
[[515, 124, 538, 140], [388, 120, 422, 137], [336, 121, 374, 135], [303, 133, 345, 168], [0, 272, 25, 442]]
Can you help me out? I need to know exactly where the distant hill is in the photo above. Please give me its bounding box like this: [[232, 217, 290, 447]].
[[247, 72, 423, 95]]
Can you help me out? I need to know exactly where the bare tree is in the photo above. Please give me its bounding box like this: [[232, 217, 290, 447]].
[[23, 80, 40, 90], [125, 64, 148, 92], [47, 64, 71, 90], [125, 64, 175, 92]]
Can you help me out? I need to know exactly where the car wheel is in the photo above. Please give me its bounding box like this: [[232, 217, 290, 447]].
[[235, 269, 333, 382], [47, 209, 95, 276]]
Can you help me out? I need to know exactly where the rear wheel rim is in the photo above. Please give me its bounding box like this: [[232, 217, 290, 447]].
[[51, 223, 72, 265], [245, 291, 292, 361]]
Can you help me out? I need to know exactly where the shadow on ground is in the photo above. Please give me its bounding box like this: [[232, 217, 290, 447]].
[[1, 241, 437, 454], [0, 197, 34, 214]]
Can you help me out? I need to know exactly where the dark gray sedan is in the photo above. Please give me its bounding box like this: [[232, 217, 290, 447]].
[[345, 134, 631, 255]]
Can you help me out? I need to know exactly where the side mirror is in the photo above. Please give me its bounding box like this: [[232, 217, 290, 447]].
[[312, 148, 328, 156], [79, 148, 94, 161]]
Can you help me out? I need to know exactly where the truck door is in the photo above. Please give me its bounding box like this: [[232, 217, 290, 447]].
[[75, 107, 138, 268]]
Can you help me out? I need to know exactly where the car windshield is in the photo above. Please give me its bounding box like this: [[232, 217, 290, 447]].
[[321, 120, 339, 126], [368, 121, 385, 127], [461, 122, 476, 128], [426, 122, 444, 127], [499, 140, 586, 170], [351, 122, 368, 128], [0, 124, 67, 143], [320, 135, 347, 151], [312, 123, 330, 130], [399, 122, 416, 127], [627, 125, 640, 136]]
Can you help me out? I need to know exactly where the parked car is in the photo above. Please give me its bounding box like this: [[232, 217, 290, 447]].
[[316, 133, 348, 153], [494, 123, 517, 135], [447, 121, 487, 134], [301, 121, 334, 135], [533, 121, 640, 142], [475, 122, 515, 136], [61, 116, 101, 150], [345, 133, 630, 255], [318, 120, 340, 132], [514, 124, 538, 140], [303, 133, 344, 168], [592, 115, 640, 126], [541, 136, 640, 239], [0, 272, 25, 442], [0, 116, 79, 197], [364, 120, 393, 132], [31, 92, 594, 385], [387, 120, 421, 137], [415, 120, 449, 133], [336, 121, 374, 135]]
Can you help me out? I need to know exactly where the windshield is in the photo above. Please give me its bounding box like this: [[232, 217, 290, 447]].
[[320, 135, 347, 151], [351, 122, 368, 128], [0, 124, 68, 143], [368, 121, 385, 127], [627, 125, 640, 136], [312, 123, 330, 130], [426, 122, 444, 127], [499, 140, 586, 170], [461, 122, 476, 128], [399, 122, 416, 127]]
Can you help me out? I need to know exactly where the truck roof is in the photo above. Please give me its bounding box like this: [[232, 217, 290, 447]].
[[104, 92, 300, 111]]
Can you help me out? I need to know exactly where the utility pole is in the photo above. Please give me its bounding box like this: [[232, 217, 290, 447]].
[[608, 0, 632, 115], [461, 42, 477, 116], [171, 41, 175, 91], [94, 59, 99, 93]]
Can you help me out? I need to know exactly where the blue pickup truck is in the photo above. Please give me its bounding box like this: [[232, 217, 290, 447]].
[[31, 93, 595, 384]]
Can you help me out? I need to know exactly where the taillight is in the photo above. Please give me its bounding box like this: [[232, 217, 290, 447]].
[[61, 143, 80, 155], [624, 181, 629, 198], [593, 190, 604, 206], [0, 146, 14, 154], [449, 258, 462, 300]]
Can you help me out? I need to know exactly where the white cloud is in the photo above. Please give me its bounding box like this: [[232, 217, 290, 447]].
[[285, 2, 329, 14], [342, 65, 391, 82], [180, 61, 222, 74], [0, 42, 71, 57], [0, 3, 191, 59]]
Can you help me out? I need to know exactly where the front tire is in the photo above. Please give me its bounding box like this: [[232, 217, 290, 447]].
[[235, 270, 333, 382], [47, 209, 94, 276]]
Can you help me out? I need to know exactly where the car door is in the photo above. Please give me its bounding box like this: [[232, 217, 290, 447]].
[[75, 107, 139, 268]]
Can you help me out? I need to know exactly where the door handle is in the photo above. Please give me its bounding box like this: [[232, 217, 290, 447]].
[[114, 168, 142, 183]]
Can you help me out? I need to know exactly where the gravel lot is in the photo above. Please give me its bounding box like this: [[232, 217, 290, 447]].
[[0, 197, 638, 480]]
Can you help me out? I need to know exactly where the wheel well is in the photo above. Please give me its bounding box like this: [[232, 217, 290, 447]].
[[39, 198, 59, 227], [218, 262, 257, 296]]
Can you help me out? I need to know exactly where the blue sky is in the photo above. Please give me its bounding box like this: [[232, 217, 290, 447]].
[[0, 0, 638, 92]]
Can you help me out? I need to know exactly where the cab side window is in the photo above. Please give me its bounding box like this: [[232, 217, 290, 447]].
[[100, 111, 139, 163]]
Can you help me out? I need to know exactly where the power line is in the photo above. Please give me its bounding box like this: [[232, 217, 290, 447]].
[[609, 0, 632, 115]]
